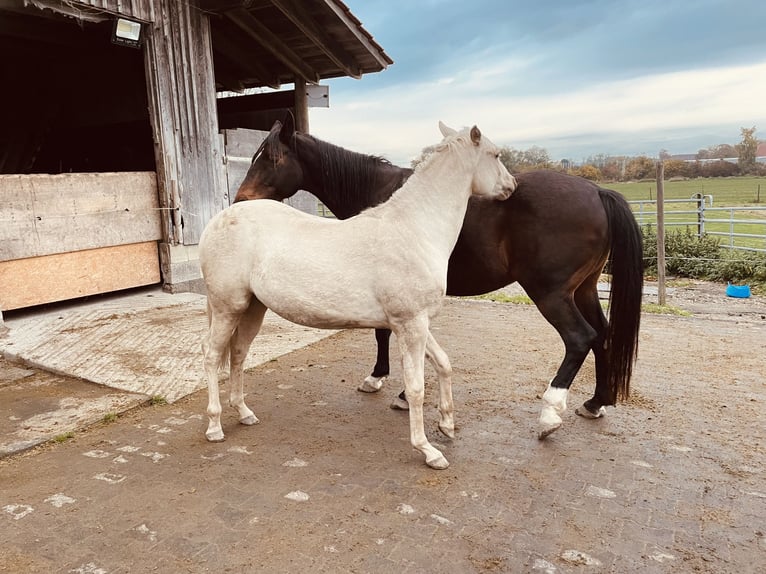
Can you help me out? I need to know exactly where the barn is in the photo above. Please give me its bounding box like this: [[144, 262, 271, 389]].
[[0, 0, 391, 325]]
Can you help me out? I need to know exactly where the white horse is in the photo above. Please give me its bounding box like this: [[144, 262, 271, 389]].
[[199, 122, 517, 469]]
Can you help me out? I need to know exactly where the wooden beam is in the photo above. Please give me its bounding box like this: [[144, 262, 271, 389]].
[[225, 8, 320, 84], [319, 0, 391, 70], [216, 90, 295, 114], [269, 0, 362, 79], [294, 77, 309, 134]]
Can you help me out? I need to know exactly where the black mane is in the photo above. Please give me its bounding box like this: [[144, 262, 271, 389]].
[[308, 135, 401, 214]]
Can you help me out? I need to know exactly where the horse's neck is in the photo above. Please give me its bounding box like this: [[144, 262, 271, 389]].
[[385, 151, 475, 255], [298, 136, 408, 219]]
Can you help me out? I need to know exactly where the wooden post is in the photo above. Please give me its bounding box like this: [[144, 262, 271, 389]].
[[294, 76, 310, 134], [656, 161, 666, 306]]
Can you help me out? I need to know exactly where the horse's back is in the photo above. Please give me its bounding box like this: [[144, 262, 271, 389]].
[[447, 170, 610, 296]]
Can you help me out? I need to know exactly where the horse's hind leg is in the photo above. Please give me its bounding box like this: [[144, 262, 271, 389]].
[[573, 281, 610, 419], [530, 289, 598, 439], [202, 307, 242, 442], [394, 316, 449, 469], [358, 328, 392, 393], [425, 331, 455, 439], [229, 299, 267, 427]]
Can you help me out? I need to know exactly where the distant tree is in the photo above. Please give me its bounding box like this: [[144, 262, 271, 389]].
[[663, 159, 691, 178], [498, 145, 551, 172], [736, 126, 758, 173], [659, 149, 672, 160], [572, 164, 601, 181], [600, 160, 623, 182], [522, 146, 551, 168], [624, 156, 655, 180], [701, 160, 739, 177], [712, 144, 737, 158]]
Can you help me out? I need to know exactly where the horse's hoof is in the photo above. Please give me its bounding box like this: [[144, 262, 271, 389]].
[[426, 454, 450, 470], [439, 424, 455, 439], [390, 396, 409, 411], [206, 430, 225, 442], [358, 375, 386, 393], [239, 414, 259, 426], [575, 405, 606, 419], [538, 421, 562, 440]]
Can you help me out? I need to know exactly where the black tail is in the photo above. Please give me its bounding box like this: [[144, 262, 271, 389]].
[[599, 188, 643, 402]]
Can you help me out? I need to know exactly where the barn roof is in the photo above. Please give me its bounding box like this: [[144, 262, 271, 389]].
[[1, 0, 393, 92], [200, 0, 393, 91]]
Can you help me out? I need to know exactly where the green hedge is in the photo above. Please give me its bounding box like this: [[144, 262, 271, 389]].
[[641, 227, 766, 286]]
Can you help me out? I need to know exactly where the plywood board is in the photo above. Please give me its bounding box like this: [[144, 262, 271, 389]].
[[0, 242, 160, 311], [0, 172, 162, 262]]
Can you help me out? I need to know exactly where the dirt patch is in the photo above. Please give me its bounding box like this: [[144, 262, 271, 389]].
[[1, 280, 765, 572]]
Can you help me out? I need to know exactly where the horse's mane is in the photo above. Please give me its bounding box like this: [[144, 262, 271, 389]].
[[306, 135, 403, 209]]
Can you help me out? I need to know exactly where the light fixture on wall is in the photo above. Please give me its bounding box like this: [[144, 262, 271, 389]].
[[111, 17, 143, 48]]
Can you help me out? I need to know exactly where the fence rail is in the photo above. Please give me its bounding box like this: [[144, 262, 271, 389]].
[[629, 194, 766, 253]]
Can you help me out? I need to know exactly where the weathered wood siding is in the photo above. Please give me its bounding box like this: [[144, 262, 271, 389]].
[[143, 0, 227, 247], [0, 172, 161, 310], [66, 0, 155, 21], [0, 172, 161, 261]]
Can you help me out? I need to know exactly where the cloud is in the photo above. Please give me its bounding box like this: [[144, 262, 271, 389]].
[[311, 58, 766, 164]]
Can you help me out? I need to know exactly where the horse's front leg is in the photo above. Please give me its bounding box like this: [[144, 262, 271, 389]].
[[425, 331, 454, 438], [358, 328, 391, 392], [228, 299, 267, 426], [395, 319, 449, 470]]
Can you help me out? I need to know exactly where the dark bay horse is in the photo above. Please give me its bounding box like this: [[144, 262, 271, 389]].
[[234, 118, 643, 438]]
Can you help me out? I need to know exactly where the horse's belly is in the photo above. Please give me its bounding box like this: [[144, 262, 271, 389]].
[[263, 291, 389, 330]]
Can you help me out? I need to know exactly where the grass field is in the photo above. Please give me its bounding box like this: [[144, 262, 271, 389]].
[[606, 176, 766, 251], [607, 176, 766, 205]]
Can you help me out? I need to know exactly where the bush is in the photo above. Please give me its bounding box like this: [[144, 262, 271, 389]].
[[641, 227, 766, 287]]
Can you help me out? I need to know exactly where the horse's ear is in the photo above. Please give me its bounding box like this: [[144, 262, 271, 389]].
[[269, 120, 283, 138], [470, 126, 481, 146], [280, 112, 296, 144], [439, 121, 457, 137]]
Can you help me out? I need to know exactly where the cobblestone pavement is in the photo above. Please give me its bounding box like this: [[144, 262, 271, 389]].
[[1, 296, 765, 573]]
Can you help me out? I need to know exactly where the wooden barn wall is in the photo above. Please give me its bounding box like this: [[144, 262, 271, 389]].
[[143, 0, 227, 248], [0, 172, 162, 310]]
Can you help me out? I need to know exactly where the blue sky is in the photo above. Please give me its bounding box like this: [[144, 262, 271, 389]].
[[308, 0, 766, 166]]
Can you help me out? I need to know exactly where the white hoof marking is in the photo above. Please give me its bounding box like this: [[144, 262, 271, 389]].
[[358, 375, 386, 393], [575, 405, 605, 419], [239, 414, 259, 426]]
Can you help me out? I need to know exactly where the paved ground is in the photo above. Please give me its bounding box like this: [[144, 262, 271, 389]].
[[1, 282, 765, 573]]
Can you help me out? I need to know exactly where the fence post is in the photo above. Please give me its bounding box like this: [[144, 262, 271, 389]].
[[692, 193, 705, 237], [656, 161, 666, 306]]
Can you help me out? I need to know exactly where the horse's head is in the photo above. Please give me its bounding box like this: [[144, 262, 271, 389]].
[[438, 121, 517, 201], [233, 117, 304, 203]]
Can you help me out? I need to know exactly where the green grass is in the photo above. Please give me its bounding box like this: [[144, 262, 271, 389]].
[[53, 432, 74, 443], [641, 303, 692, 316], [102, 413, 118, 423], [149, 395, 168, 406], [609, 176, 766, 251], [463, 292, 533, 304], [608, 176, 766, 205]]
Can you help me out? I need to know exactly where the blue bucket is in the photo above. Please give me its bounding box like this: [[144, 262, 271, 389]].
[[725, 283, 751, 298]]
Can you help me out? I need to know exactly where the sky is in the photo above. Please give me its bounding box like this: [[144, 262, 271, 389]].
[[307, 0, 766, 166]]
